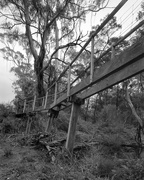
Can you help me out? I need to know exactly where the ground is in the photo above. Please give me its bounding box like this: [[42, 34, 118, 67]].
[[0, 134, 53, 180], [1, 112, 144, 180]]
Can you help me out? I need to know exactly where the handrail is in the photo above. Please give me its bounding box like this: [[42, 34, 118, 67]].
[[17, 0, 128, 105], [70, 19, 144, 86], [55, 0, 128, 83], [16, 0, 144, 114]]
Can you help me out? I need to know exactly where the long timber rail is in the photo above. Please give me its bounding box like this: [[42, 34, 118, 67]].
[[16, 0, 144, 153]]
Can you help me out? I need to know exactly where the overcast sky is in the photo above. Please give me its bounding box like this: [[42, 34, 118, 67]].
[[0, 58, 15, 104], [0, 0, 142, 104]]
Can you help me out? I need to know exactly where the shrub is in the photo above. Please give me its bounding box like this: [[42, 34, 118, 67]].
[[0, 103, 13, 118], [3, 146, 13, 157], [1, 117, 16, 134], [114, 159, 144, 180], [95, 158, 115, 178]]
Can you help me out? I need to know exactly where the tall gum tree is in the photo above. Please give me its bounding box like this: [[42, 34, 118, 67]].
[[0, 0, 108, 97]]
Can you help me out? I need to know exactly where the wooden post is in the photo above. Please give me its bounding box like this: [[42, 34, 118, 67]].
[[54, 82, 58, 104], [42, 97, 45, 107], [44, 92, 48, 109], [111, 42, 115, 60], [23, 100, 26, 113], [66, 100, 81, 154], [45, 107, 60, 133], [90, 36, 94, 83], [67, 65, 71, 97], [45, 116, 52, 132], [32, 95, 36, 111]]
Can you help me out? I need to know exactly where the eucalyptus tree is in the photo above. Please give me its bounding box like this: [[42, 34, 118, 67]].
[[0, 0, 108, 97]]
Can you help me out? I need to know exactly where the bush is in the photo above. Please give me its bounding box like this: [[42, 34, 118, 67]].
[[98, 105, 118, 123], [3, 146, 13, 157], [114, 159, 144, 180], [96, 158, 115, 178], [0, 117, 16, 134], [0, 103, 13, 118]]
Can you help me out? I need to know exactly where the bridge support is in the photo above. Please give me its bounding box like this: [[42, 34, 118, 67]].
[[66, 96, 84, 154], [45, 116, 52, 133], [45, 106, 61, 132], [25, 116, 32, 135]]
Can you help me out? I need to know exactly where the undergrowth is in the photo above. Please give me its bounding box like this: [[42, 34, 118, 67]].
[[0, 104, 144, 180]]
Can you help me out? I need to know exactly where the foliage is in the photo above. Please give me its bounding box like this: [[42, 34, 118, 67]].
[[3, 146, 13, 158], [11, 62, 36, 99], [113, 159, 144, 180], [0, 102, 14, 115], [0, 0, 107, 96], [96, 157, 115, 178], [0, 117, 17, 134], [1, 102, 144, 180]]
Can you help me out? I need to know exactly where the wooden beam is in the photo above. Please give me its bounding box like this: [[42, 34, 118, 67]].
[[111, 43, 115, 60], [32, 95, 36, 111], [70, 39, 144, 95], [50, 39, 144, 109], [66, 101, 81, 154], [45, 116, 52, 132], [44, 92, 48, 109], [70, 19, 144, 86], [79, 57, 144, 99]]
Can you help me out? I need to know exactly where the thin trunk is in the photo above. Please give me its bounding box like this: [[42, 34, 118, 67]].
[[126, 87, 143, 127]]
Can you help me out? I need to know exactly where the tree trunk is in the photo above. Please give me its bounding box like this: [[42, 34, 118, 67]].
[[126, 87, 143, 127], [35, 57, 45, 97]]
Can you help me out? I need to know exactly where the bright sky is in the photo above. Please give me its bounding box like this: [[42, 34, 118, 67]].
[[0, 0, 143, 104], [0, 58, 15, 104]]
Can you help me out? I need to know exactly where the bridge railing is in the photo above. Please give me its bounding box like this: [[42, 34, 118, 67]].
[[16, 91, 56, 114], [51, 0, 144, 106], [16, 0, 144, 114]]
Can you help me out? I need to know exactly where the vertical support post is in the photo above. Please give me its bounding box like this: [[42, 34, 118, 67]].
[[45, 116, 52, 133], [42, 97, 45, 107], [23, 99, 26, 113], [44, 91, 48, 109], [111, 42, 115, 60], [54, 82, 58, 104], [90, 36, 94, 83], [66, 101, 81, 154], [32, 95, 36, 111], [45, 107, 60, 133], [67, 65, 71, 97], [54, 22, 59, 105]]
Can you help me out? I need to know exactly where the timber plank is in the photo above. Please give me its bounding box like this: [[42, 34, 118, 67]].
[[50, 39, 144, 108], [79, 57, 144, 99]]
